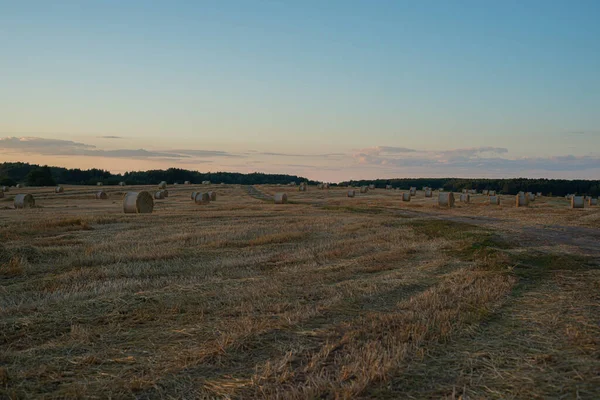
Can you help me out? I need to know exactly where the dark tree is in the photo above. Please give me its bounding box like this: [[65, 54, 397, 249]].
[[26, 166, 56, 187]]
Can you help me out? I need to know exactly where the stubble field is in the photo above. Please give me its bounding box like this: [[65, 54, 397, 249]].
[[1, 184, 599, 399]]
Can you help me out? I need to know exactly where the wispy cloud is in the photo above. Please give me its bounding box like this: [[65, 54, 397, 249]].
[[97, 135, 123, 139], [353, 145, 600, 173], [0, 136, 240, 160], [253, 151, 346, 157]]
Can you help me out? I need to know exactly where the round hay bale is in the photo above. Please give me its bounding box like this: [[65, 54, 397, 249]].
[[55, 186, 64, 193], [208, 191, 217, 201], [460, 194, 470, 203], [123, 191, 154, 213], [191, 191, 198, 200], [368, 184, 375, 190], [1, 186, 8, 192], [489, 195, 500, 205], [360, 186, 368, 194], [438, 192, 455, 207], [119, 181, 126, 186], [488, 190, 496, 196], [154, 191, 165, 200], [516, 194, 528, 207], [317, 183, 324, 189], [425, 189, 433, 198], [95, 191, 108, 200], [158, 181, 167, 190], [14, 194, 35, 209], [298, 184, 306, 192], [527, 192, 535, 202], [536, 192, 542, 197], [194, 192, 210, 204], [323, 183, 330, 189], [202, 181, 211, 185], [274, 193, 288, 204], [162, 190, 168, 198], [402, 192, 411, 202], [410, 187, 417, 196], [16, 184, 22, 189], [588, 198, 598, 206], [184, 180, 191, 185], [347, 190, 355, 198], [462, 189, 468, 194], [97, 182, 103, 186], [386, 185, 392, 190], [571, 196, 584, 209]]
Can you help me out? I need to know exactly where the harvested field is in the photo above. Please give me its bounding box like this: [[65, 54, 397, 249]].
[[0, 185, 598, 398]]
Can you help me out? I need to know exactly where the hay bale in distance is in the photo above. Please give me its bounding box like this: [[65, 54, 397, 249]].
[[347, 190, 355, 198], [191, 191, 198, 200], [425, 189, 433, 198], [202, 180, 211, 185], [571, 196, 584, 209], [184, 181, 191, 185], [516, 194, 529, 207], [194, 192, 210, 204], [460, 194, 470, 203], [536, 192, 542, 197], [1, 186, 9, 192], [438, 192, 455, 207], [208, 191, 217, 201], [317, 183, 324, 189], [274, 193, 288, 204], [97, 182, 103, 186], [158, 181, 167, 190], [462, 189, 468, 194], [162, 190, 169, 198], [402, 193, 411, 202], [16, 184, 22, 189], [360, 186, 368, 194], [386, 185, 392, 190], [369, 184, 375, 190], [123, 191, 154, 213], [489, 195, 500, 205], [482, 190, 489, 195], [95, 191, 108, 200], [410, 187, 417, 196], [14, 194, 35, 209], [55, 186, 64, 193], [488, 190, 496, 196], [298, 183, 307, 192], [527, 192, 535, 202], [154, 191, 165, 200], [589, 198, 598, 206], [119, 182, 126, 186]]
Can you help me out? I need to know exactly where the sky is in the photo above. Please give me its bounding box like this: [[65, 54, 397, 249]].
[[1, 0, 599, 181]]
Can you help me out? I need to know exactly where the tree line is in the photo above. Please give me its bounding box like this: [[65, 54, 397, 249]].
[[2, 162, 598, 196], [342, 177, 600, 197], [0, 162, 316, 187]]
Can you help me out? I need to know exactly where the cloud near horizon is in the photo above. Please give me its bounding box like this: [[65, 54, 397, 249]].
[[0, 137, 240, 160], [1, 136, 599, 180], [353, 146, 600, 174]]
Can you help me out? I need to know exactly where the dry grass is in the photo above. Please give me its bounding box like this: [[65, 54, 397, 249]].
[[0, 185, 598, 398]]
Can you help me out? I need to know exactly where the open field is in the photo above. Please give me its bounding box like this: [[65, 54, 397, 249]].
[[1, 185, 599, 399]]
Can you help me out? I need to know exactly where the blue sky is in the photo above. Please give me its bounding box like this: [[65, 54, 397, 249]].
[[1, 1, 599, 180]]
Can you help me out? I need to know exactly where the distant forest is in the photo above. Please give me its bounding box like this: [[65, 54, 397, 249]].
[[342, 178, 600, 197], [1, 162, 598, 196], [0, 162, 316, 187]]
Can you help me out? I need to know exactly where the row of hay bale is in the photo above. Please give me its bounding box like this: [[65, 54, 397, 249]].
[[10, 191, 155, 213], [191, 191, 217, 204]]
